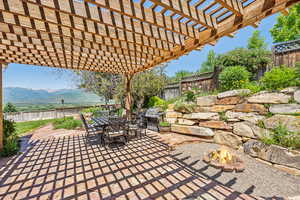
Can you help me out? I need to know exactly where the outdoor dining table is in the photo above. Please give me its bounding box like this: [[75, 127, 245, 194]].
[[91, 117, 110, 129]]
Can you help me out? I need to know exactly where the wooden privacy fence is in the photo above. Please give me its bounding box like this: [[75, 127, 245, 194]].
[[163, 67, 220, 100], [272, 39, 300, 67]]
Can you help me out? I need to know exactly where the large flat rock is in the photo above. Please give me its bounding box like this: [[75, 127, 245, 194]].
[[269, 104, 300, 114], [294, 90, 300, 103], [217, 89, 251, 99], [233, 103, 267, 114], [233, 122, 270, 139], [171, 124, 214, 137], [165, 111, 182, 118], [225, 111, 265, 124], [214, 130, 242, 149], [216, 96, 242, 105], [196, 95, 217, 106], [248, 92, 290, 104], [263, 114, 300, 132], [199, 120, 232, 130], [177, 118, 196, 126], [183, 112, 219, 120], [244, 140, 300, 169]]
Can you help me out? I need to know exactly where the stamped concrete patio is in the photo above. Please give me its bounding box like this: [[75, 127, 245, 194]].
[[0, 132, 260, 200]]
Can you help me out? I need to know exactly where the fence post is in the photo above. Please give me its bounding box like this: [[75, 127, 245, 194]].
[[212, 66, 221, 90]]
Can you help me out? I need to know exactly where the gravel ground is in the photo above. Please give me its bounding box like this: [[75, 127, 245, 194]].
[[172, 143, 300, 199]]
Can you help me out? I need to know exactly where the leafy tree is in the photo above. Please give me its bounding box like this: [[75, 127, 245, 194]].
[[198, 50, 217, 73], [77, 71, 121, 104], [115, 67, 167, 111], [217, 48, 271, 79], [248, 30, 267, 49], [3, 102, 18, 113], [270, 3, 300, 42]]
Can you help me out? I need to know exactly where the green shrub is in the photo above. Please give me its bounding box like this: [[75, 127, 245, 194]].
[[260, 66, 299, 90], [3, 102, 18, 113], [242, 81, 262, 93], [261, 123, 300, 149], [174, 101, 197, 113], [184, 91, 196, 102], [53, 117, 82, 130], [219, 66, 251, 91], [81, 107, 103, 116], [159, 121, 170, 127], [147, 96, 165, 108], [1, 119, 19, 157]]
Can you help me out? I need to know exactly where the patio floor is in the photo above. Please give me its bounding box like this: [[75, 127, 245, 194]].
[[0, 133, 259, 200]]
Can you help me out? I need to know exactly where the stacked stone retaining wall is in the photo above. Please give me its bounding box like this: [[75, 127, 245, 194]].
[[165, 87, 300, 175]]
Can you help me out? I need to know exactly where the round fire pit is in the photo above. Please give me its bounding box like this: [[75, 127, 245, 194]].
[[203, 148, 245, 172]]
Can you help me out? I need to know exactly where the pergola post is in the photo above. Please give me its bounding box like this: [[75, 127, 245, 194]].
[[0, 61, 4, 152], [125, 74, 133, 120]]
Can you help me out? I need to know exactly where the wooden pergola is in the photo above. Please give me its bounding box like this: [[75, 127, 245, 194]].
[[0, 0, 298, 150]]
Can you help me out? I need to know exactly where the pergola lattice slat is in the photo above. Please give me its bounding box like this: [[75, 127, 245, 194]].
[[0, 0, 298, 74]]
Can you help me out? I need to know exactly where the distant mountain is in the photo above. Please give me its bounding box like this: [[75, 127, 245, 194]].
[[4, 87, 103, 104]]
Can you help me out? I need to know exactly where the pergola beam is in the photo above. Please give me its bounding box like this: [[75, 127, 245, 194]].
[[215, 0, 244, 16], [138, 0, 299, 74]]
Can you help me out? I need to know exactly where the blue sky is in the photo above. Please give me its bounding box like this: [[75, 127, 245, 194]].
[[3, 14, 278, 90]]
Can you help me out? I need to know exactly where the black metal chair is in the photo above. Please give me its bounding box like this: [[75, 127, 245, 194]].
[[103, 117, 129, 146], [127, 114, 147, 138], [80, 114, 104, 143]]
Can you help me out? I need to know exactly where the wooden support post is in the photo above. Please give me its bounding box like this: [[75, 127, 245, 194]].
[[0, 62, 4, 152], [125, 74, 133, 120]]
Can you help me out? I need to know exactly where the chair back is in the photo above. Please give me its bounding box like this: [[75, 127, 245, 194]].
[[80, 114, 89, 131]]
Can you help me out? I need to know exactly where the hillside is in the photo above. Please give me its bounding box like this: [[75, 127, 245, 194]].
[[4, 87, 103, 104]]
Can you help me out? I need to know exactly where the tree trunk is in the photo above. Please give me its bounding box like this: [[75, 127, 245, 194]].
[[137, 97, 144, 113], [125, 75, 133, 120]]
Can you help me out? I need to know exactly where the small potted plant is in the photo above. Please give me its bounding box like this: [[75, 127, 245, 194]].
[[159, 121, 171, 133]]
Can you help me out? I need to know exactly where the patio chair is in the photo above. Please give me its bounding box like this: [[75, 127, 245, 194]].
[[127, 115, 147, 138], [103, 118, 129, 146], [80, 114, 105, 143]]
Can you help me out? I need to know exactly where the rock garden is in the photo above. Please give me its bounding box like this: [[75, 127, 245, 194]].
[[164, 88, 300, 176]]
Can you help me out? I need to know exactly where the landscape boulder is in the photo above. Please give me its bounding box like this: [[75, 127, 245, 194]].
[[201, 105, 235, 112], [233, 122, 270, 139], [171, 124, 214, 137], [280, 87, 298, 94], [263, 114, 300, 132], [269, 104, 300, 114], [183, 112, 219, 120], [247, 92, 290, 104], [217, 89, 251, 99], [177, 118, 196, 126], [166, 111, 182, 118], [199, 121, 232, 130], [214, 130, 242, 149], [196, 95, 217, 106], [244, 140, 300, 170], [165, 118, 177, 124], [225, 111, 265, 124], [233, 103, 267, 115], [216, 96, 242, 105], [294, 90, 300, 103]]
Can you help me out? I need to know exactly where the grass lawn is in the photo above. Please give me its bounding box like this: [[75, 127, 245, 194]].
[[15, 119, 55, 136], [15, 117, 83, 136]]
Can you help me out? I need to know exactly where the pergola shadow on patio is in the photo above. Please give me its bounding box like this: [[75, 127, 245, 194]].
[[0, 133, 257, 200]]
